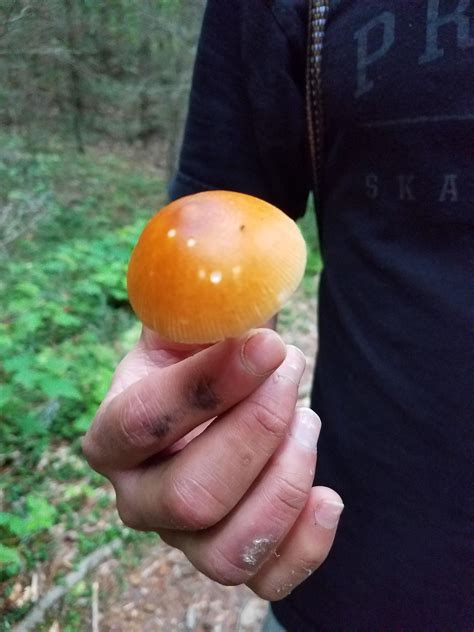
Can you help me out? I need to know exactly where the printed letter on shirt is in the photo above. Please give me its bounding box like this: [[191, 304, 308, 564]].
[[354, 12, 395, 97], [419, 0, 474, 64], [398, 175, 416, 201], [439, 174, 459, 202], [366, 173, 379, 199]]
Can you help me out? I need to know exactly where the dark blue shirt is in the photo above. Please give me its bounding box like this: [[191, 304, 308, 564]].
[[170, 1, 474, 630]]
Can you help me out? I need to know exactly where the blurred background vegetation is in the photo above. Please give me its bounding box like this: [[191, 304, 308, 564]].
[[0, 1, 320, 628], [0, 0, 204, 171]]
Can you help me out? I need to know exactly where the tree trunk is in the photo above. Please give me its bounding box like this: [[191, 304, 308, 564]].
[[137, 0, 153, 146], [63, 0, 84, 153]]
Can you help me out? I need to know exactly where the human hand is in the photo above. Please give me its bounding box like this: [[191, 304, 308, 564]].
[[83, 327, 343, 600]]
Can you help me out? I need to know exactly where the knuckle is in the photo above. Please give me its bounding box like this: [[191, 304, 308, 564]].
[[251, 579, 294, 602], [163, 475, 227, 530], [250, 582, 280, 601], [270, 474, 309, 516], [298, 551, 327, 572], [204, 545, 253, 586], [250, 563, 315, 601], [117, 389, 171, 449], [247, 396, 289, 440], [115, 495, 143, 531]]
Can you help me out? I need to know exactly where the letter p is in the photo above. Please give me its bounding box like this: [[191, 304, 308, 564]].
[[354, 12, 395, 98]]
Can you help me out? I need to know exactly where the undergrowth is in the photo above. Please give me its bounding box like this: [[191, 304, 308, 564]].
[[0, 131, 320, 626]]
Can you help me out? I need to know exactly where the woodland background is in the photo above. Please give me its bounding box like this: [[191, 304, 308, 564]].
[[0, 1, 320, 628]]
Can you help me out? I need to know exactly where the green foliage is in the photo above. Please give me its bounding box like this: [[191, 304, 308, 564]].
[[0, 134, 164, 617], [0, 496, 57, 539], [0, 496, 57, 581], [0, 1, 205, 160], [0, 131, 322, 625], [0, 135, 160, 456], [297, 199, 323, 294], [0, 544, 22, 577]]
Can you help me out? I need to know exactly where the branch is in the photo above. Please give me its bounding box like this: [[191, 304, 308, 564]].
[[0, 194, 49, 252], [0, 47, 69, 57], [12, 539, 121, 632], [7, 4, 30, 24], [0, 4, 30, 39]]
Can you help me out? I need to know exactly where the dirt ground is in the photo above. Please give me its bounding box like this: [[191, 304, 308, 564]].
[[93, 287, 318, 632], [100, 546, 268, 632], [9, 287, 317, 632]]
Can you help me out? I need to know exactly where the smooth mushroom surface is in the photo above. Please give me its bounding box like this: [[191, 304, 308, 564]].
[[127, 190, 307, 343]]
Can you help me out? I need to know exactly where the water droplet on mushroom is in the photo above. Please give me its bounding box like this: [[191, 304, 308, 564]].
[[210, 271, 222, 284], [187, 237, 196, 248], [167, 228, 176, 238], [198, 268, 206, 279]]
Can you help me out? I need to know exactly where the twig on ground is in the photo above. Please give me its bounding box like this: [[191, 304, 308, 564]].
[[92, 580, 100, 632], [30, 573, 39, 603], [13, 539, 121, 632]]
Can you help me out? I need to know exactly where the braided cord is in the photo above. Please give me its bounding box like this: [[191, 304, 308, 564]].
[[306, 0, 329, 203]]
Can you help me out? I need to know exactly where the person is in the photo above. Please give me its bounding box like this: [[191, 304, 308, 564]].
[[83, 1, 474, 630]]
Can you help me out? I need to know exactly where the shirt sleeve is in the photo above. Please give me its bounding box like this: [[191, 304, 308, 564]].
[[169, 0, 311, 221]]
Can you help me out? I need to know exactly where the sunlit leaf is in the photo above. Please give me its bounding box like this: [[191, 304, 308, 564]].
[[0, 544, 22, 573], [3, 353, 37, 374], [38, 376, 81, 400]]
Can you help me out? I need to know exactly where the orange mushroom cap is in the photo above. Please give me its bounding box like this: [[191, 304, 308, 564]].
[[127, 190, 307, 343]]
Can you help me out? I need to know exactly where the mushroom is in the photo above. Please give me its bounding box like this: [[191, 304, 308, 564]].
[[127, 190, 307, 343]]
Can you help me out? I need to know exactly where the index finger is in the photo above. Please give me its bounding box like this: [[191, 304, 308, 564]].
[[83, 329, 286, 472]]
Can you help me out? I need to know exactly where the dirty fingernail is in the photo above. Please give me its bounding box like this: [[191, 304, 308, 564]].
[[314, 500, 344, 529], [241, 330, 286, 376]]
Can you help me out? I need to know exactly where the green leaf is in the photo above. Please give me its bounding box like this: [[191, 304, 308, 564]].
[[0, 384, 14, 407], [90, 366, 113, 402], [16, 413, 48, 436], [51, 311, 82, 328], [24, 495, 57, 532], [63, 483, 94, 501], [0, 332, 14, 354], [11, 368, 44, 390], [3, 353, 36, 374], [75, 280, 102, 296], [73, 413, 93, 433], [38, 376, 81, 400], [0, 512, 26, 536], [109, 287, 128, 301], [0, 543, 22, 573], [0, 496, 58, 537], [37, 352, 70, 374], [16, 281, 41, 297], [16, 312, 43, 334]]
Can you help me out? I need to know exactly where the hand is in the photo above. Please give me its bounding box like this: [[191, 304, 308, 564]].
[[83, 327, 343, 600]]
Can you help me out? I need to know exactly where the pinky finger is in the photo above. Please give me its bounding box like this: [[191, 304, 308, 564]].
[[247, 486, 344, 601]]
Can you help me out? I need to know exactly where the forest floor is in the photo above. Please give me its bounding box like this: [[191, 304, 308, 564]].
[[8, 284, 318, 632], [1, 137, 320, 631]]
